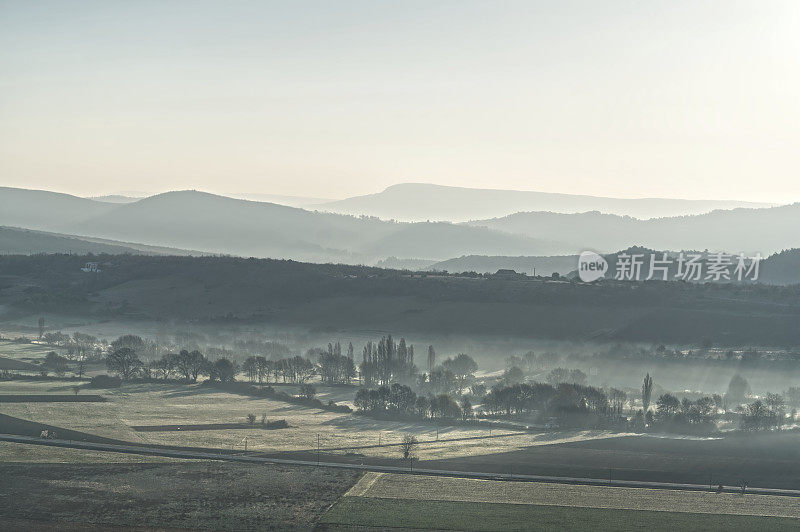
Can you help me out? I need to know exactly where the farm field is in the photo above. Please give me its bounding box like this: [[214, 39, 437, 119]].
[[428, 431, 800, 490], [0, 356, 38, 371], [321, 498, 800, 531], [0, 380, 561, 460], [347, 472, 800, 517], [321, 472, 800, 530], [0, 460, 361, 531], [0, 339, 66, 362], [4, 379, 800, 491], [0, 380, 91, 394], [0, 440, 184, 463]]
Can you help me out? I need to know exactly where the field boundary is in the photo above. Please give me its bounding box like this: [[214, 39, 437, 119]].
[[0, 394, 106, 403], [3, 433, 799, 498], [350, 473, 800, 518], [345, 472, 384, 496], [320, 497, 800, 531]]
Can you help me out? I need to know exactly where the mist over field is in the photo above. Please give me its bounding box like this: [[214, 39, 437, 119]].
[[2, 133, 800, 532], [3, 1, 800, 530]]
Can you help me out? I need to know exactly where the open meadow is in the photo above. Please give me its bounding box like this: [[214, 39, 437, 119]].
[[0, 339, 67, 363], [321, 472, 800, 531], [0, 456, 360, 531], [4, 378, 800, 491], [0, 379, 564, 461]]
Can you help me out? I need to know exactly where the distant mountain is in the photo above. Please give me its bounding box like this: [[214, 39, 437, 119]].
[[0, 187, 560, 262], [2, 186, 796, 263], [467, 204, 800, 256], [223, 192, 334, 207], [314, 183, 773, 222], [0, 186, 115, 231], [0, 226, 201, 256], [66, 190, 361, 261]]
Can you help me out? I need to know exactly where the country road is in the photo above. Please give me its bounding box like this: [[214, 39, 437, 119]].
[[3, 433, 800, 498]]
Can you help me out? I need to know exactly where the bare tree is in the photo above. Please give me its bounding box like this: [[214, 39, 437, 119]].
[[399, 433, 418, 461]]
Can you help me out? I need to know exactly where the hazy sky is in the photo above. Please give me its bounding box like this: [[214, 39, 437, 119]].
[[1, 1, 799, 202]]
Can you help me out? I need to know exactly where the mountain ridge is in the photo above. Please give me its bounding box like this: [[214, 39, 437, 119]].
[[313, 182, 775, 222], [0, 186, 795, 263]]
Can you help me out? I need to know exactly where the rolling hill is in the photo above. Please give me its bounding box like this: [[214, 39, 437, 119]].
[[0, 187, 561, 262], [1, 254, 798, 345], [313, 183, 773, 222], [467, 204, 800, 256], [0, 186, 115, 231], [0, 226, 202, 256], [1, 186, 797, 263]]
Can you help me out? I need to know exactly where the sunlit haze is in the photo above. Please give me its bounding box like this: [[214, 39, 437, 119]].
[[1, 1, 799, 202]]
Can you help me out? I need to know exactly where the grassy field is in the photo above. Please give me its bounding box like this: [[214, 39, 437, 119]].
[[0, 380, 545, 460], [427, 431, 800, 489], [4, 378, 800, 490], [321, 497, 800, 531], [0, 339, 65, 362], [0, 460, 360, 531], [348, 472, 800, 517], [0, 441, 181, 463], [0, 356, 38, 371], [321, 472, 800, 530], [4, 376, 800, 531]]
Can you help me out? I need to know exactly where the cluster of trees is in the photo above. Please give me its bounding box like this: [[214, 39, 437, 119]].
[[639, 373, 799, 434], [318, 342, 357, 384], [360, 336, 417, 386], [414, 353, 480, 396], [107, 345, 237, 383], [39, 351, 69, 377], [93, 331, 447, 392], [354, 384, 470, 421], [740, 394, 787, 431], [240, 355, 315, 384], [499, 352, 584, 389], [482, 382, 612, 427], [651, 393, 719, 431], [35, 330, 109, 377], [36, 327, 449, 393]]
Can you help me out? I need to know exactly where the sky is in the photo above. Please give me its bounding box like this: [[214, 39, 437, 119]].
[[1, 0, 799, 202]]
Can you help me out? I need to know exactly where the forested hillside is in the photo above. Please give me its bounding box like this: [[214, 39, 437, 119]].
[[1, 254, 798, 346]]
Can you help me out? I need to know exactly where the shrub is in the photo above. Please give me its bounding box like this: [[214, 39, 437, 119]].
[[88, 375, 122, 388], [246, 413, 256, 425], [299, 383, 316, 399]]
